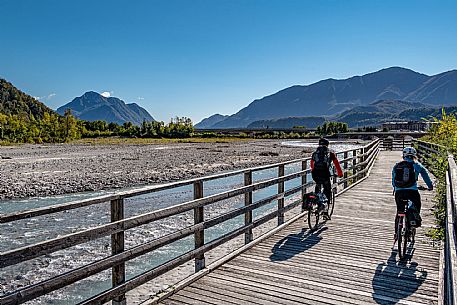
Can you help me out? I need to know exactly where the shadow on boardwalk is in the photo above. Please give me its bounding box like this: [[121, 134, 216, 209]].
[[269, 226, 327, 261], [372, 250, 427, 304]]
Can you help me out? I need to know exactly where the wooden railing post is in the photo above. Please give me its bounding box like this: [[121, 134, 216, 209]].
[[361, 147, 366, 178], [302, 160, 307, 212], [193, 181, 205, 272], [111, 198, 126, 305], [278, 164, 285, 225], [343, 151, 349, 189], [244, 171, 253, 244], [352, 149, 357, 184]]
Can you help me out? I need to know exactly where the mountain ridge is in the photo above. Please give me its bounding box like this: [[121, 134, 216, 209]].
[[57, 91, 154, 125], [200, 67, 457, 128]]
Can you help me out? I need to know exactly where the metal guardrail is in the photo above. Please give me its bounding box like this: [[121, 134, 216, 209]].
[[413, 139, 457, 305], [0, 139, 380, 305]]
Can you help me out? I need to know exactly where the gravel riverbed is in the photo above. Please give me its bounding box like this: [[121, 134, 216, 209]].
[[0, 140, 310, 201]]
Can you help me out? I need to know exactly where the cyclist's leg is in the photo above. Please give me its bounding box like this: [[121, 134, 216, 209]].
[[322, 178, 332, 204], [395, 191, 407, 238], [408, 190, 421, 213]]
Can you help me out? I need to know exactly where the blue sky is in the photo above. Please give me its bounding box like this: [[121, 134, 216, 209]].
[[1, 0, 457, 123]]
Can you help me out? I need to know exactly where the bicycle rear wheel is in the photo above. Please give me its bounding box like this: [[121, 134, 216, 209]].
[[397, 217, 404, 259], [327, 192, 335, 217], [308, 204, 320, 231], [401, 228, 408, 258]]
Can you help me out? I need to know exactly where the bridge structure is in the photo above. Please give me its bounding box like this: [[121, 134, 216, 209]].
[[0, 138, 456, 305]]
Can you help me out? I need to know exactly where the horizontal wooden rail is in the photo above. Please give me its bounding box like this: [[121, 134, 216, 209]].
[[380, 137, 413, 151], [337, 145, 379, 185], [1, 183, 311, 305], [414, 138, 457, 305], [0, 170, 309, 268], [0, 139, 380, 305], [443, 155, 457, 305], [79, 199, 303, 305]]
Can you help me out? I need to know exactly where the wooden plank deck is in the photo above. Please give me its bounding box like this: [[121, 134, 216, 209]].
[[159, 151, 440, 305]]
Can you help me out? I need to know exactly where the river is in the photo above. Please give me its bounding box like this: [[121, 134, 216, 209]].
[[0, 141, 362, 304]]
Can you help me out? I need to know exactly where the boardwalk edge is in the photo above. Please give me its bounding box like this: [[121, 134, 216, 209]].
[[142, 210, 309, 305]]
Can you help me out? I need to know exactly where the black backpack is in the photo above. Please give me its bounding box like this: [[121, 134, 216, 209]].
[[312, 146, 331, 172], [394, 161, 416, 188]]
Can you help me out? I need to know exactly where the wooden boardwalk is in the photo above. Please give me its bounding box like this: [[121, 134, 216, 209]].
[[158, 151, 440, 305]]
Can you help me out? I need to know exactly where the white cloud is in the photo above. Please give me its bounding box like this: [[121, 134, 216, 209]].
[[137, 97, 145, 100], [101, 91, 111, 97], [35, 93, 56, 101]]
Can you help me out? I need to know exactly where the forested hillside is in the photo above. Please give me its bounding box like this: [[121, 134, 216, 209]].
[[0, 79, 55, 119]]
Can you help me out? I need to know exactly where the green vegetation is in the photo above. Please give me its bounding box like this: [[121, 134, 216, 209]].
[[0, 110, 81, 143], [80, 117, 194, 139], [316, 121, 348, 135], [1, 78, 197, 144], [0, 114, 196, 144], [1, 79, 54, 119], [418, 110, 457, 240]]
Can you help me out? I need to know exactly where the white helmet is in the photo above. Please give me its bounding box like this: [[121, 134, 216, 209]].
[[402, 147, 417, 158]]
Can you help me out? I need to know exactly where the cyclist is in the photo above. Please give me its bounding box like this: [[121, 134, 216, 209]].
[[392, 147, 433, 240], [310, 138, 343, 219]]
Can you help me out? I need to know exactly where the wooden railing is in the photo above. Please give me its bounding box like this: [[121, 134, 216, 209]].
[[413, 139, 457, 305], [0, 139, 380, 305], [381, 137, 413, 151]]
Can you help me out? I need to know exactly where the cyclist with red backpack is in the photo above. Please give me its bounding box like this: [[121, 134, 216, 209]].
[[392, 147, 433, 239], [311, 138, 344, 219]]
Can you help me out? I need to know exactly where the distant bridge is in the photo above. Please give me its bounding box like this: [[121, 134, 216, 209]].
[[0, 138, 455, 305]]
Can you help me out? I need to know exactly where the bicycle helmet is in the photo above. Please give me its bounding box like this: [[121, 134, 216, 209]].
[[402, 147, 417, 158], [318, 138, 330, 147]]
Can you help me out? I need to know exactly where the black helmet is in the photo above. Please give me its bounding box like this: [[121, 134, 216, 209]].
[[318, 138, 329, 146]]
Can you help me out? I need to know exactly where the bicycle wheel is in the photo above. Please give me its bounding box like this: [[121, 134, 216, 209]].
[[411, 227, 416, 243], [327, 192, 335, 217], [397, 217, 404, 259], [402, 227, 408, 259], [308, 203, 320, 231]]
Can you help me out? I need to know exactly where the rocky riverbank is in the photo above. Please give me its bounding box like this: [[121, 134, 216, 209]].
[[0, 140, 310, 200]]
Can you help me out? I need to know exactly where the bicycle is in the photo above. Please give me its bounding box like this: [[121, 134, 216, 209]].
[[304, 180, 335, 231], [396, 198, 418, 260]]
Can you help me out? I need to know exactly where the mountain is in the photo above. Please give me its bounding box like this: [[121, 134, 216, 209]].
[[332, 100, 429, 127], [57, 91, 154, 125], [195, 114, 229, 129], [398, 106, 457, 121], [405, 70, 457, 104], [242, 100, 449, 128], [206, 67, 456, 128], [247, 117, 326, 129], [0, 79, 55, 119]]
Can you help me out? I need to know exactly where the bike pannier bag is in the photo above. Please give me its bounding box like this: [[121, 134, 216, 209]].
[[303, 192, 319, 210]]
